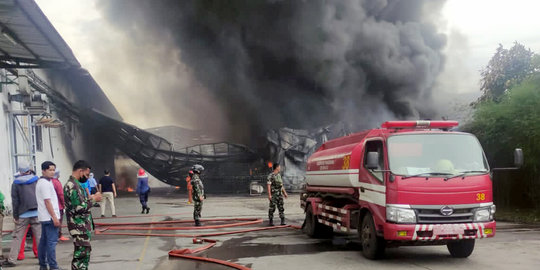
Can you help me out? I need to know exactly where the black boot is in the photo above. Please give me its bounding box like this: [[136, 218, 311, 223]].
[[195, 220, 201, 226], [141, 206, 146, 214], [268, 218, 274, 226], [280, 218, 286, 225], [146, 207, 150, 214]]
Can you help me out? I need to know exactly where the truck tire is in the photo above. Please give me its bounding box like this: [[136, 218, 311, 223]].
[[360, 213, 385, 259], [447, 239, 475, 258], [304, 206, 333, 238]]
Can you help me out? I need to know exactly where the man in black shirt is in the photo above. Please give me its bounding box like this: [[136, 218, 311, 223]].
[[98, 170, 117, 217]]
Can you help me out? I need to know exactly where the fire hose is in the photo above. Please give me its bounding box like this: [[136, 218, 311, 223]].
[[94, 216, 301, 270]]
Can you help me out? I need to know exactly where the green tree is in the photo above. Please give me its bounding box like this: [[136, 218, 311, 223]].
[[465, 75, 540, 208], [479, 42, 538, 102]]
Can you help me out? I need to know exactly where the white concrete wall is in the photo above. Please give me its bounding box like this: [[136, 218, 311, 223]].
[[0, 69, 118, 212], [33, 113, 74, 185], [0, 76, 14, 208]]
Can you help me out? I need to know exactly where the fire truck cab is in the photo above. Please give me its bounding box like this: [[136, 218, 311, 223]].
[[301, 120, 523, 259]]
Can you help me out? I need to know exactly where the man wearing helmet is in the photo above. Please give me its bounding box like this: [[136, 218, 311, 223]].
[[136, 169, 151, 214], [191, 165, 205, 226]]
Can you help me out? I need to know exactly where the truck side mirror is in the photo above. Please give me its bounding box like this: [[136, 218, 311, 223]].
[[492, 148, 524, 171], [366, 152, 379, 170], [514, 148, 523, 168]]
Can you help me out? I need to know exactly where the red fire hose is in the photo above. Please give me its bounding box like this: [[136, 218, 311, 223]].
[[95, 215, 301, 270]]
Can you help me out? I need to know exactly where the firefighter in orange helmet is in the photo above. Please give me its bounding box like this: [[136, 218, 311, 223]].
[[186, 170, 194, 204]]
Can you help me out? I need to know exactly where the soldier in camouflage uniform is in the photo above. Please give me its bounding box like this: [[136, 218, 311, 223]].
[[64, 160, 102, 270], [191, 165, 205, 226], [267, 163, 288, 226]]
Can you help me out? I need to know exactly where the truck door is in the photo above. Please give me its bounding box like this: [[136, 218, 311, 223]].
[[359, 139, 387, 226]]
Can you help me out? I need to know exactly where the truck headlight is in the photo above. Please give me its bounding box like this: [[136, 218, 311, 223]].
[[387, 206, 416, 223], [489, 204, 496, 220], [474, 208, 491, 222]]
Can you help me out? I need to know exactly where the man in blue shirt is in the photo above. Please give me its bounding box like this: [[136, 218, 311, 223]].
[[88, 173, 98, 195], [3, 162, 41, 267], [136, 169, 150, 214]]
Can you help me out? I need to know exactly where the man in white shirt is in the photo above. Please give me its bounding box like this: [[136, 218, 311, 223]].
[[36, 161, 61, 270]]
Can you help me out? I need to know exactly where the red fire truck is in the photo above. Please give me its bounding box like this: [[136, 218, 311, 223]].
[[301, 120, 522, 259]]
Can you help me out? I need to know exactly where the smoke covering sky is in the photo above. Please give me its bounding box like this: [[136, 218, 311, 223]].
[[36, 0, 540, 144]]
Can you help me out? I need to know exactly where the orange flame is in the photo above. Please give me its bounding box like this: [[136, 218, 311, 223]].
[[175, 186, 180, 190], [127, 187, 134, 192]]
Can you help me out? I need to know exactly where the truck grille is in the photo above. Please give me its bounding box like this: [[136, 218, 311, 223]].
[[413, 206, 475, 224]]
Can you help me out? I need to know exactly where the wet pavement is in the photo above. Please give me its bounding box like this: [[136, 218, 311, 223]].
[[2, 190, 540, 270]]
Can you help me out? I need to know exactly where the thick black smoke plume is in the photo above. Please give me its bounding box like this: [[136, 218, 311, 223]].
[[97, 0, 446, 145]]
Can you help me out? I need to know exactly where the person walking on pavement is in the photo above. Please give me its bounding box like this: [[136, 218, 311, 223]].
[[87, 173, 97, 195], [36, 161, 62, 270], [98, 170, 117, 218], [88, 173, 100, 207], [64, 160, 102, 270], [191, 165, 205, 226], [267, 163, 288, 226], [186, 171, 193, 204], [136, 169, 150, 214], [52, 169, 69, 241], [3, 161, 41, 267]]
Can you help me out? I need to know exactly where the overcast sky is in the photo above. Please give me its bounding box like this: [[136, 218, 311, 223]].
[[440, 0, 540, 94], [35, 0, 540, 127]]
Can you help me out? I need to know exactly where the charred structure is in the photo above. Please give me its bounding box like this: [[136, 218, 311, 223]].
[[265, 123, 351, 190], [87, 110, 263, 192]]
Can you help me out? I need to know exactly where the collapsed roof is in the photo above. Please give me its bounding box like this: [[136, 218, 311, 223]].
[[85, 110, 260, 187]]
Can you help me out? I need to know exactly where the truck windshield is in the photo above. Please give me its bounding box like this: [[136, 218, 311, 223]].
[[387, 134, 488, 176]]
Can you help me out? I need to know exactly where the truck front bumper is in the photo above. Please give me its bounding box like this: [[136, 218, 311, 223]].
[[383, 221, 496, 241]]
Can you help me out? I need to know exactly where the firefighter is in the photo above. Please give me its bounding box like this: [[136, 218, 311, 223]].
[[191, 165, 205, 226], [267, 163, 288, 226], [136, 169, 151, 214], [186, 170, 194, 204]]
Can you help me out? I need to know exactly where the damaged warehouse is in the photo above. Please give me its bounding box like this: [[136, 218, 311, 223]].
[[2, 0, 449, 197], [86, 110, 267, 193], [266, 124, 351, 191], [89, 110, 342, 194], [0, 0, 331, 197]]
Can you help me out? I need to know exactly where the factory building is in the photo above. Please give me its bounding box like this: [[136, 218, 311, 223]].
[[0, 0, 120, 207]]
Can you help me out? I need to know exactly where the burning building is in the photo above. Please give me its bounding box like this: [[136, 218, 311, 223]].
[[91, 0, 448, 189], [266, 123, 352, 191], [0, 0, 452, 197]]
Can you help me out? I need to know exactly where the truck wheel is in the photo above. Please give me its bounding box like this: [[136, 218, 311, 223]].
[[447, 239, 475, 258], [360, 213, 385, 259], [304, 206, 333, 238]]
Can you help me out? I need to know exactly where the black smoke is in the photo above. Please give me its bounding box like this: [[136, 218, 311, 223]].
[[97, 0, 446, 145]]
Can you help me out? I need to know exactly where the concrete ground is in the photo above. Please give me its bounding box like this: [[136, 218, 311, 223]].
[[2, 190, 540, 270]]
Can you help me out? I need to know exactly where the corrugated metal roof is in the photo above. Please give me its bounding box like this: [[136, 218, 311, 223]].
[[86, 110, 259, 187], [0, 0, 79, 68]]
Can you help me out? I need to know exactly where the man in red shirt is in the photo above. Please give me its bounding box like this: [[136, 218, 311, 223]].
[[51, 170, 68, 241]]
